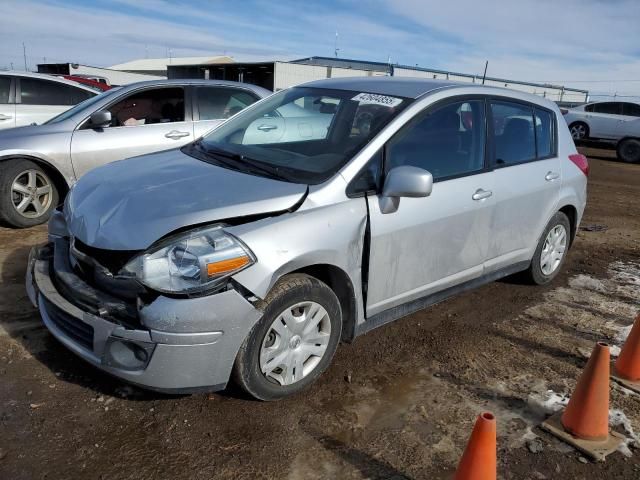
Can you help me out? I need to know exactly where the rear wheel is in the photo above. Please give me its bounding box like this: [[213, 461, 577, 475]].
[[569, 122, 589, 140], [617, 138, 640, 163], [233, 274, 342, 401], [0, 159, 58, 228], [524, 212, 571, 285]]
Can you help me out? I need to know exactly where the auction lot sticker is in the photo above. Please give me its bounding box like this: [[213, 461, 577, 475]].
[[352, 93, 403, 107]]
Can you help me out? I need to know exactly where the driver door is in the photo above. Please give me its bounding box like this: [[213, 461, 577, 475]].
[[70, 86, 193, 178], [366, 98, 495, 316]]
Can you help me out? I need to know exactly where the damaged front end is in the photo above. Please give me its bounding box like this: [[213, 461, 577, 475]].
[[26, 209, 263, 393]]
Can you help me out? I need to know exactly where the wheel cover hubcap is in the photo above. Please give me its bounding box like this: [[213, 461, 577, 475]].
[[259, 301, 331, 386], [11, 169, 53, 218], [540, 225, 567, 275], [570, 125, 585, 139]]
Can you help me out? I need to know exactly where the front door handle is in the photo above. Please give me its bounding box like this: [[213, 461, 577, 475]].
[[257, 124, 278, 132], [0, 114, 12, 120], [472, 189, 493, 201], [165, 130, 190, 140], [545, 171, 560, 181]]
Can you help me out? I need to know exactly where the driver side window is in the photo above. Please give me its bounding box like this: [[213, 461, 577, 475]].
[[106, 87, 185, 127], [386, 99, 486, 181]]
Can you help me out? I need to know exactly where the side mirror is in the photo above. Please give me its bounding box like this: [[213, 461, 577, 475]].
[[89, 110, 112, 128], [380, 166, 433, 214]]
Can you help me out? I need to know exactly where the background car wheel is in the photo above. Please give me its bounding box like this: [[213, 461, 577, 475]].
[[0, 159, 59, 228], [233, 273, 342, 401], [524, 212, 571, 285], [617, 138, 640, 163], [569, 122, 589, 141]]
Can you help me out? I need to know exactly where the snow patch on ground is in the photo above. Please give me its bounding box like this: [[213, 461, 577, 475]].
[[610, 409, 639, 457], [568, 274, 608, 293]]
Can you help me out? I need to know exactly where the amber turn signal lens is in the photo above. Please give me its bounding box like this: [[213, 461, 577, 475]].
[[206, 255, 250, 277]]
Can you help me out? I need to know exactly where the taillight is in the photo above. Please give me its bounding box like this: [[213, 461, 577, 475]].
[[560, 108, 569, 115], [569, 153, 589, 176]]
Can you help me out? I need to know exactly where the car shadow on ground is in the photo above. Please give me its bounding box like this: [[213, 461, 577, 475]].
[[0, 243, 184, 402]]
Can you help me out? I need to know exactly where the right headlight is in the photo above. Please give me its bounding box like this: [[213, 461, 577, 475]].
[[121, 225, 255, 295]]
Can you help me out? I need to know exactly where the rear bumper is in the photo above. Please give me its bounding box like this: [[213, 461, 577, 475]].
[[26, 243, 261, 393]]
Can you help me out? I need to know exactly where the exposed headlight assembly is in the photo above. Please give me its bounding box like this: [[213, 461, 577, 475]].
[[122, 225, 255, 295]]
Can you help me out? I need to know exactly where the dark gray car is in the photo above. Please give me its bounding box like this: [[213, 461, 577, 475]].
[[0, 79, 271, 227]]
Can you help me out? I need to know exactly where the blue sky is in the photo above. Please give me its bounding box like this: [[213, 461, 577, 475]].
[[3, 0, 640, 98]]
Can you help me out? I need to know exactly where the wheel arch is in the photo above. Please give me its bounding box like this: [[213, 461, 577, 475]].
[[558, 203, 578, 247], [281, 263, 358, 343], [0, 154, 71, 206]]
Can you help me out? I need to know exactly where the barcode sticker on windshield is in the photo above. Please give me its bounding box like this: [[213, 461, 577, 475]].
[[352, 93, 403, 108]]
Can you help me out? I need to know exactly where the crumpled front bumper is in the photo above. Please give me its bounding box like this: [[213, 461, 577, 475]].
[[26, 242, 262, 394]]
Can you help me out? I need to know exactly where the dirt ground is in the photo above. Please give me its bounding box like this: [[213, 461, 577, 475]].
[[0, 148, 639, 480]]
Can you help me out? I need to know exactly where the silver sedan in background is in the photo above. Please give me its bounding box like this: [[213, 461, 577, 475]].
[[0, 79, 271, 227]]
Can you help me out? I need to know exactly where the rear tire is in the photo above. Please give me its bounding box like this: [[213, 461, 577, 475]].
[[233, 274, 342, 401], [524, 212, 571, 285], [569, 122, 589, 141], [0, 159, 59, 228], [617, 138, 640, 163]]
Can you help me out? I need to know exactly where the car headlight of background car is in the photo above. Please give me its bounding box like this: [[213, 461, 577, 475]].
[[122, 225, 255, 294]]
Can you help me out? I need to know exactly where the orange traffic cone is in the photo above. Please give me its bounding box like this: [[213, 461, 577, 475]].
[[454, 412, 496, 480], [613, 314, 640, 390], [541, 342, 624, 461]]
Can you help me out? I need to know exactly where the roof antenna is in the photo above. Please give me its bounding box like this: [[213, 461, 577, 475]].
[[482, 60, 488, 85]]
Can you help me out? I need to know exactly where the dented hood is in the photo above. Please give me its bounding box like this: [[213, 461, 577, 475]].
[[65, 149, 307, 250]]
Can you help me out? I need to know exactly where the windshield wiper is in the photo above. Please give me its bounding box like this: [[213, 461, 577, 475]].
[[197, 144, 291, 182]]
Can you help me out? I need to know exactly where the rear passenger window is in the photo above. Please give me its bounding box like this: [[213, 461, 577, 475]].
[[491, 102, 535, 165], [386, 99, 485, 180], [534, 109, 554, 158], [0, 77, 10, 104], [196, 87, 258, 120], [591, 102, 621, 115], [20, 78, 94, 106]]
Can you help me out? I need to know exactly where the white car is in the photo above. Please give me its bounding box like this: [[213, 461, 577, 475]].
[[563, 101, 640, 163], [0, 72, 98, 130]]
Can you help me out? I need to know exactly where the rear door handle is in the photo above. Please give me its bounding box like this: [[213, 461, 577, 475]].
[[165, 130, 190, 140], [0, 114, 12, 120], [472, 189, 492, 201], [545, 171, 560, 181], [257, 124, 278, 132]]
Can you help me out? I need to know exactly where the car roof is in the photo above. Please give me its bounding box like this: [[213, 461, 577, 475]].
[[301, 76, 457, 99], [0, 70, 97, 92], [114, 79, 272, 97], [299, 76, 559, 109]]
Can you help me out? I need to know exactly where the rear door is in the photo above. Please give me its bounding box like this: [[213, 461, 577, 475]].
[[587, 102, 623, 139], [366, 97, 495, 316], [70, 86, 193, 178], [0, 76, 15, 129], [16, 77, 95, 126], [192, 86, 260, 138], [485, 100, 561, 273], [617, 103, 640, 138]]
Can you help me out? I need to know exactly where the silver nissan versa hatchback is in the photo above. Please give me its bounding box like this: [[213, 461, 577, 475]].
[[26, 77, 588, 400]]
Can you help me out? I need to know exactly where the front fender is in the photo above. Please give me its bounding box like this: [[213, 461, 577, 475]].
[[228, 199, 368, 324]]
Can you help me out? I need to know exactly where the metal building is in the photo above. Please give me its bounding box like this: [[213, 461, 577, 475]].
[[167, 55, 589, 103]]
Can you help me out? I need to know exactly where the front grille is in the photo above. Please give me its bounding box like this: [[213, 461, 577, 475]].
[[72, 238, 138, 274], [43, 297, 94, 351]]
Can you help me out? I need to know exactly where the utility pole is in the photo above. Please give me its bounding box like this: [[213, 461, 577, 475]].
[[23, 42, 28, 71], [334, 31, 340, 58], [481, 60, 488, 85]]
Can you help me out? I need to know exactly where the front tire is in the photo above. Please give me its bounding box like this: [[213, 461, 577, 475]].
[[233, 274, 342, 401], [617, 138, 640, 163], [524, 212, 571, 285], [0, 159, 58, 228], [569, 122, 589, 141]]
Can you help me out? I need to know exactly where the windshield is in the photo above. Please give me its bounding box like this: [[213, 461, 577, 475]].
[[45, 88, 120, 124], [188, 86, 411, 184]]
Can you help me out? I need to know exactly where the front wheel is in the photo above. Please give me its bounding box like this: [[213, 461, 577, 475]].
[[617, 138, 640, 163], [569, 122, 589, 141], [524, 212, 571, 285], [0, 159, 59, 228], [233, 274, 342, 401]]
